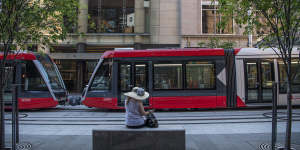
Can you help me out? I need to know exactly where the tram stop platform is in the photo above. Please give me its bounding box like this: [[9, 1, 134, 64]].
[[4, 124, 300, 150]]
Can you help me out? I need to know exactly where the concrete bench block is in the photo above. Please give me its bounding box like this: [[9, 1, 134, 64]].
[[93, 125, 185, 150]]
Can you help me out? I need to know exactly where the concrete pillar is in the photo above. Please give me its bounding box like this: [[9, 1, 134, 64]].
[[77, 0, 88, 93], [134, 0, 145, 33], [150, 0, 160, 44], [78, 0, 88, 33], [134, 0, 145, 45], [76, 43, 86, 92], [76, 61, 85, 92]]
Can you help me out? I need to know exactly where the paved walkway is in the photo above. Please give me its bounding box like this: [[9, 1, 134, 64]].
[[3, 108, 300, 150], [5, 124, 300, 150]]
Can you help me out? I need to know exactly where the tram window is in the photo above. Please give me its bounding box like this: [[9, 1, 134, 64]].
[[3, 67, 14, 92], [22, 61, 48, 91], [90, 59, 112, 90], [186, 61, 215, 89], [153, 63, 182, 89], [135, 64, 147, 89], [278, 60, 300, 93], [3, 67, 14, 102]]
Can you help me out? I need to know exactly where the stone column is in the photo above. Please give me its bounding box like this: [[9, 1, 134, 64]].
[[78, 0, 88, 33], [135, 0, 145, 33], [150, 0, 160, 44], [76, 43, 86, 92], [134, 0, 145, 45], [77, 0, 88, 92]]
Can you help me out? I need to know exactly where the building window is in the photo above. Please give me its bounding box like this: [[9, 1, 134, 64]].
[[186, 61, 215, 89], [88, 0, 135, 33], [154, 63, 183, 89], [202, 4, 233, 34]]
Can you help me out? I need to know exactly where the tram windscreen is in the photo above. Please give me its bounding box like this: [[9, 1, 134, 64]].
[[90, 59, 112, 90], [36, 55, 65, 91], [22, 61, 48, 91]]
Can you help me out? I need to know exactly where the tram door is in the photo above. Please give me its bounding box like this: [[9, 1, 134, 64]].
[[245, 60, 274, 103], [118, 62, 149, 106]]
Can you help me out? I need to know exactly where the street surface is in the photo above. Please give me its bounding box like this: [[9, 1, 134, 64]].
[[3, 106, 300, 150]]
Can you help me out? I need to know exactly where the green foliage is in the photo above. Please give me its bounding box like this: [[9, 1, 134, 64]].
[[0, 0, 79, 51], [207, 37, 220, 48], [220, 41, 235, 49], [215, 0, 300, 50], [197, 42, 206, 48], [197, 37, 236, 49]]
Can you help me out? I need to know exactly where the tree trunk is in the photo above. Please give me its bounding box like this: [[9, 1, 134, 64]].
[[285, 67, 292, 149]]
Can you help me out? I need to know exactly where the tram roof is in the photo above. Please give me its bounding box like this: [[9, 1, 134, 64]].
[[101, 48, 232, 58], [0, 51, 37, 60], [236, 48, 300, 57]]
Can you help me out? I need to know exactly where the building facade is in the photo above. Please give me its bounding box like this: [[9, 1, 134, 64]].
[[46, 0, 251, 93]]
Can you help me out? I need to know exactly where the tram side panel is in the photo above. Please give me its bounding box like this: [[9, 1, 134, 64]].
[[150, 56, 226, 109], [215, 59, 227, 108]]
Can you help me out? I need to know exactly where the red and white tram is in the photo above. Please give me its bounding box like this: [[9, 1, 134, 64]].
[[1, 51, 68, 109], [81, 48, 300, 109]]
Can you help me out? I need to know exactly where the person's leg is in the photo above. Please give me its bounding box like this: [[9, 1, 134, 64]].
[[126, 121, 146, 128]]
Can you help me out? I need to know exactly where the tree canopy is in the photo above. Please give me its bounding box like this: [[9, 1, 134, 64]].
[[0, 0, 78, 52]]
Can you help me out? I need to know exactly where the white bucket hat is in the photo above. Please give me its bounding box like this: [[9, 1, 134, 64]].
[[124, 87, 149, 101]]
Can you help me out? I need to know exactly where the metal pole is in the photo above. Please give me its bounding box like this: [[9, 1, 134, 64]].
[[0, 67, 6, 149], [12, 84, 17, 150], [0, 93, 5, 150], [12, 62, 21, 150], [247, 9, 253, 47], [271, 82, 278, 150], [15, 63, 20, 144]]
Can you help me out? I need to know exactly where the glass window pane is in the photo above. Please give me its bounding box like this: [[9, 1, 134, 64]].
[[54, 60, 76, 92], [135, 64, 147, 89], [186, 61, 215, 89], [22, 61, 48, 91], [279, 60, 300, 93], [247, 62, 258, 89], [37, 55, 65, 91], [86, 60, 98, 85], [202, 5, 233, 34], [202, 6, 215, 34], [120, 64, 131, 92], [261, 62, 273, 88], [88, 0, 135, 33], [154, 63, 182, 89], [90, 59, 112, 90], [3, 66, 14, 103]]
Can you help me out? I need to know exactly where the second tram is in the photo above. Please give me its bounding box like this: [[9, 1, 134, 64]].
[[1, 51, 68, 109], [81, 48, 300, 109]]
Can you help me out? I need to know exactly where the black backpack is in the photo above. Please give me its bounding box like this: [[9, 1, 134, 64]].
[[145, 112, 159, 128]]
